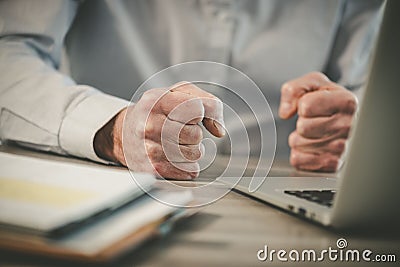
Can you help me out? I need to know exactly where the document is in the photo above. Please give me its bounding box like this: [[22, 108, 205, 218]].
[[0, 151, 194, 261], [0, 152, 155, 233]]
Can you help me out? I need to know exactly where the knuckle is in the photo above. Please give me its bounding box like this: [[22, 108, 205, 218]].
[[190, 171, 200, 179], [187, 169, 200, 179], [173, 81, 189, 87], [151, 162, 165, 176], [182, 145, 202, 161], [190, 149, 202, 161], [281, 82, 295, 96], [326, 139, 345, 155], [181, 97, 203, 111], [142, 88, 163, 101], [323, 155, 339, 171], [134, 125, 145, 139], [307, 71, 328, 82], [144, 121, 156, 137], [167, 98, 204, 124], [296, 117, 311, 137], [178, 81, 192, 89], [207, 94, 220, 103], [345, 94, 358, 114], [174, 82, 194, 93], [145, 141, 161, 159], [342, 124, 351, 135], [192, 99, 206, 111], [290, 151, 300, 168], [297, 96, 313, 117], [174, 162, 200, 179], [288, 131, 298, 148], [142, 90, 154, 99], [201, 95, 221, 112], [141, 92, 162, 111], [191, 125, 203, 144], [296, 118, 307, 136], [333, 139, 346, 154], [337, 116, 352, 137]]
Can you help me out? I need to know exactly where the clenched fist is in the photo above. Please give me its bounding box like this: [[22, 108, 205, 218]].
[[279, 72, 357, 172], [94, 82, 225, 180]]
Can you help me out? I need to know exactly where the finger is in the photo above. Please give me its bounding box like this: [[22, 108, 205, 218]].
[[177, 143, 204, 162], [148, 118, 204, 145], [160, 91, 205, 124], [162, 139, 203, 162], [145, 138, 203, 162], [170, 82, 225, 137], [290, 149, 340, 172], [202, 118, 225, 138], [279, 72, 331, 119], [143, 113, 166, 140], [145, 140, 201, 179], [296, 114, 353, 139], [152, 161, 200, 180], [145, 139, 165, 162], [139, 88, 204, 124], [159, 119, 203, 145], [125, 89, 167, 140], [289, 131, 346, 155], [298, 89, 357, 118], [178, 123, 203, 145]]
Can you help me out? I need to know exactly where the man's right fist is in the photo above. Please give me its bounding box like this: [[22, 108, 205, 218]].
[[95, 82, 225, 180]]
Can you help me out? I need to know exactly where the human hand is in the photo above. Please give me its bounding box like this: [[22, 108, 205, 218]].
[[94, 82, 225, 179], [279, 72, 357, 172]]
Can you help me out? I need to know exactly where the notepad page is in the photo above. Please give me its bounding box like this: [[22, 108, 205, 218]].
[[0, 152, 155, 232]]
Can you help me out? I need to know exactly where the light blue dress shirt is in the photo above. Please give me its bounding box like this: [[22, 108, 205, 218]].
[[0, 0, 384, 162]]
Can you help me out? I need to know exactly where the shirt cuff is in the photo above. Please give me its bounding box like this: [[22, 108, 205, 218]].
[[59, 90, 129, 164]]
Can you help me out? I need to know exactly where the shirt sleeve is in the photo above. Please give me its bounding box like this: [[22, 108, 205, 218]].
[[0, 0, 129, 163], [324, 0, 385, 94]]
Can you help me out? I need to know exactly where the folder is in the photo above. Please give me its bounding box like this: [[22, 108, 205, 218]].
[[0, 151, 194, 261], [0, 190, 193, 261]]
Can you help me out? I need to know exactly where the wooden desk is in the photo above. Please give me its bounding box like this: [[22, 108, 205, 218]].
[[1, 145, 399, 266]]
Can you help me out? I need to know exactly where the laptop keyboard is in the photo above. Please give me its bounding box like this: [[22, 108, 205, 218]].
[[284, 190, 336, 207]]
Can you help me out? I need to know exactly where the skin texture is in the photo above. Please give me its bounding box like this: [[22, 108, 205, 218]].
[[95, 72, 357, 177], [279, 72, 357, 172], [94, 82, 225, 180]]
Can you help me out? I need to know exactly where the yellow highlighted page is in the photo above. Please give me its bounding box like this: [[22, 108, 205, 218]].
[[0, 178, 98, 208]]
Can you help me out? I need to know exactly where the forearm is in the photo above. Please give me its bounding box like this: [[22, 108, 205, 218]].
[[0, 39, 129, 162], [0, 0, 131, 163]]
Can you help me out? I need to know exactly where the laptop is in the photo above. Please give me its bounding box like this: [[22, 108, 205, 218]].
[[223, 0, 399, 230]]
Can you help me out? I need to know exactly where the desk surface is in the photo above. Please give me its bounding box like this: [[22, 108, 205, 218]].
[[0, 145, 399, 267]]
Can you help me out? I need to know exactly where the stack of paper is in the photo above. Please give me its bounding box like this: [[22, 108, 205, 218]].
[[0, 152, 193, 261]]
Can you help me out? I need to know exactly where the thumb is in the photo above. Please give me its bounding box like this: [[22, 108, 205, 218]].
[[201, 97, 225, 137], [279, 72, 331, 119], [279, 84, 307, 119], [203, 118, 225, 138]]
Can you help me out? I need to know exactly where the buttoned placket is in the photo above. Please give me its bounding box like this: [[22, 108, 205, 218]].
[[200, 0, 237, 65]]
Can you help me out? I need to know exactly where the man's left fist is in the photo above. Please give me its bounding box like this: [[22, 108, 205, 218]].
[[279, 72, 357, 172]]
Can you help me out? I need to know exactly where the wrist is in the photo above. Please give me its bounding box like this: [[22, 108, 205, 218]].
[[94, 108, 126, 165]]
